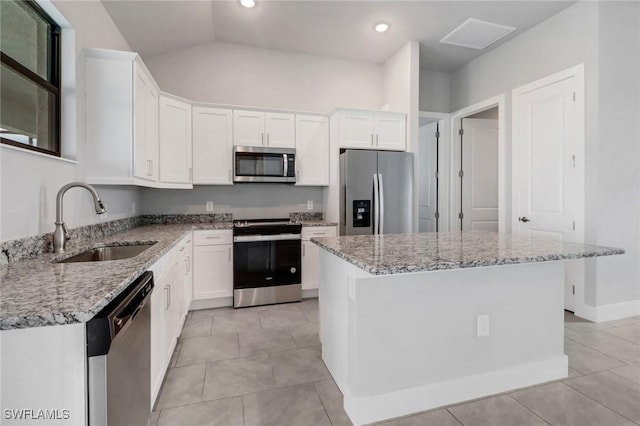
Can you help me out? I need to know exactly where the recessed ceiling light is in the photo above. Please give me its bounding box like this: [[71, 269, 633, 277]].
[[374, 22, 389, 33], [239, 0, 256, 8]]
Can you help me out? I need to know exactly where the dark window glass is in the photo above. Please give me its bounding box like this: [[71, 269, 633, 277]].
[[0, 0, 60, 156]]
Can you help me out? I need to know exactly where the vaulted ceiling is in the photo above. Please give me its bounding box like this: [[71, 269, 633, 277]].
[[102, 0, 575, 71]]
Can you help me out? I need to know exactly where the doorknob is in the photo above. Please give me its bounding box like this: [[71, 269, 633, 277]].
[[518, 216, 531, 223]]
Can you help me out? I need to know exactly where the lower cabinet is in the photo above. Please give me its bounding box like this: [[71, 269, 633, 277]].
[[193, 230, 233, 300], [301, 226, 337, 291]]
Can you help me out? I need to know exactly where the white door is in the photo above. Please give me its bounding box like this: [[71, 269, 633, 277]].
[[375, 114, 406, 150], [461, 118, 499, 231], [133, 67, 153, 181], [193, 244, 233, 300], [233, 110, 265, 147], [302, 241, 320, 290], [513, 73, 583, 312], [159, 96, 192, 184], [192, 107, 233, 185], [418, 122, 438, 232], [295, 114, 329, 186], [265, 112, 295, 148]]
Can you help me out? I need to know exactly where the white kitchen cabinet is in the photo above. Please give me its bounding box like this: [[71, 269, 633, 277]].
[[150, 279, 165, 406], [193, 230, 233, 300], [333, 109, 406, 151], [85, 48, 161, 186], [159, 94, 193, 187], [161, 263, 180, 368], [233, 109, 295, 148], [177, 233, 193, 314], [301, 226, 337, 290], [295, 114, 329, 186], [193, 107, 233, 185]]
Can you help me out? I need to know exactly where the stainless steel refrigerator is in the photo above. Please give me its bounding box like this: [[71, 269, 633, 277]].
[[340, 149, 414, 236]]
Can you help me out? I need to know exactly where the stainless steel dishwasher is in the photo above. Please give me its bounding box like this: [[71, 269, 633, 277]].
[[87, 271, 154, 426]]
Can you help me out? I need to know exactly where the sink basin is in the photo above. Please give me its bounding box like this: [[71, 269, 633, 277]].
[[57, 243, 156, 263]]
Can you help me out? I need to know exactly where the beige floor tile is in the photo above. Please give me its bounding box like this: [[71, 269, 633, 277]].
[[314, 379, 353, 426], [150, 410, 160, 426], [155, 364, 206, 410], [564, 338, 627, 374], [176, 333, 239, 366], [259, 307, 309, 328], [243, 383, 331, 426], [604, 323, 640, 344], [511, 382, 635, 426], [270, 346, 331, 387], [180, 316, 212, 339], [378, 409, 462, 426], [289, 321, 321, 348], [203, 354, 276, 401], [239, 327, 297, 357], [157, 397, 243, 426], [568, 331, 640, 364], [564, 370, 640, 422], [609, 362, 640, 385], [447, 394, 547, 426], [212, 311, 262, 334]]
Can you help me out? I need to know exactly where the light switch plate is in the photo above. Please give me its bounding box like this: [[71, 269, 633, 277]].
[[307, 200, 313, 210], [477, 314, 490, 337], [206, 201, 214, 212]]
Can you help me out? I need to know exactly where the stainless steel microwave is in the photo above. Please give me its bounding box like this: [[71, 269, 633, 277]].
[[233, 146, 296, 183]]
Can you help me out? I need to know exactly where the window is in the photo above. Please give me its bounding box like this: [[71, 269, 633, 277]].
[[0, 0, 61, 156]]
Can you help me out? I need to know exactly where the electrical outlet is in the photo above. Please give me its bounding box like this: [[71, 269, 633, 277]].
[[206, 201, 214, 212], [477, 315, 490, 337], [307, 200, 313, 211]]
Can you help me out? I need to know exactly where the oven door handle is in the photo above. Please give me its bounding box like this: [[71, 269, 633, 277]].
[[234, 234, 301, 243]]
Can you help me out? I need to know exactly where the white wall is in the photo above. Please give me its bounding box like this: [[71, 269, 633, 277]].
[[144, 41, 384, 112], [0, 0, 141, 242], [141, 185, 323, 220], [450, 1, 640, 312], [419, 68, 451, 113]]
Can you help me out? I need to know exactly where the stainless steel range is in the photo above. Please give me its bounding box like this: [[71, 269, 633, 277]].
[[233, 219, 302, 308]]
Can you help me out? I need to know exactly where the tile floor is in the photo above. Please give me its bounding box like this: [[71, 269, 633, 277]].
[[151, 301, 640, 426]]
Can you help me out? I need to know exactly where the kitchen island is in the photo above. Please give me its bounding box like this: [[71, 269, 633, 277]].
[[311, 231, 623, 426]]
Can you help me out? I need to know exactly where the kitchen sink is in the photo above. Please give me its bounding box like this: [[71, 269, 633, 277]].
[[56, 242, 156, 263]]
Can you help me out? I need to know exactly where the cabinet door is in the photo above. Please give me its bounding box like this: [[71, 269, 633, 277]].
[[193, 107, 233, 184], [375, 114, 406, 150], [159, 96, 192, 184], [295, 115, 329, 186], [133, 65, 157, 181], [150, 285, 165, 407], [302, 241, 320, 290], [193, 244, 233, 300], [339, 112, 375, 148], [233, 110, 264, 147], [162, 266, 179, 364], [265, 112, 295, 148]]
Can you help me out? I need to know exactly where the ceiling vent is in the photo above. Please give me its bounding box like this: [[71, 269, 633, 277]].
[[440, 18, 516, 50]]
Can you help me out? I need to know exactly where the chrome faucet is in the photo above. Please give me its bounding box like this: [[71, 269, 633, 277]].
[[53, 182, 107, 253]]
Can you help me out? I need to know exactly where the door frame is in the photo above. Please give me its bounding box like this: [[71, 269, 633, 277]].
[[512, 64, 586, 315], [417, 111, 450, 232], [449, 94, 507, 232]]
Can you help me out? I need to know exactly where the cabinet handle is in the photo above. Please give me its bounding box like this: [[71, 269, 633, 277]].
[[261, 132, 265, 145], [376, 134, 379, 146], [371, 134, 374, 146], [205, 236, 221, 239], [164, 286, 170, 310], [266, 133, 270, 146], [303, 244, 305, 257], [228, 247, 232, 261]]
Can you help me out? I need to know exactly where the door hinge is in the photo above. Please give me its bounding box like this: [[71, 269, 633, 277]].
[[435, 211, 440, 219], [458, 128, 464, 136], [435, 131, 440, 139], [458, 212, 464, 219], [572, 220, 576, 231], [435, 171, 439, 178], [572, 285, 575, 295], [458, 170, 464, 178], [572, 154, 576, 168]]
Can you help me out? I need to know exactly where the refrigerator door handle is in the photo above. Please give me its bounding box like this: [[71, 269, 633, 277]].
[[373, 173, 380, 235], [378, 173, 384, 235]]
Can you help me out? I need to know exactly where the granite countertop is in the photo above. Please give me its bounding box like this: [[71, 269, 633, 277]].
[[311, 231, 625, 275], [299, 221, 338, 227], [0, 223, 233, 330]]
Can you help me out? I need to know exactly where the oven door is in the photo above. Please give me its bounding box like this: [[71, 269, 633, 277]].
[[234, 147, 296, 183], [233, 236, 301, 289]]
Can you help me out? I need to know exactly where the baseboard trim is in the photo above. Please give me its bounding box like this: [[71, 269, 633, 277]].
[[343, 356, 568, 426], [576, 299, 640, 323], [189, 297, 232, 310], [302, 289, 318, 299]]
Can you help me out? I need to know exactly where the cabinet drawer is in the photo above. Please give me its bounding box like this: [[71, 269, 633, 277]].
[[302, 226, 336, 241], [194, 230, 233, 246]]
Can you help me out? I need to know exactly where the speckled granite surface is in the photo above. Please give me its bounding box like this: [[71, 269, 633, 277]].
[[299, 221, 338, 227], [311, 231, 625, 275], [290, 212, 323, 222], [0, 223, 232, 330]]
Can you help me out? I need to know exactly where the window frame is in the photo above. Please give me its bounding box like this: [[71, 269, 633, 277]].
[[0, 0, 62, 157]]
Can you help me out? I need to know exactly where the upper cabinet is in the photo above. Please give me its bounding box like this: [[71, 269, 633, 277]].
[[159, 94, 193, 188], [233, 110, 295, 148], [85, 48, 161, 186], [192, 107, 233, 185], [295, 114, 329, 186], [332, 110, 406, 151]]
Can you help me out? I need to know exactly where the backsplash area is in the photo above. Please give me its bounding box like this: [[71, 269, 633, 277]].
[[0, 212, 324, 265]]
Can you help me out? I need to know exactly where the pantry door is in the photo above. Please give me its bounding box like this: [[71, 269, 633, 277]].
[[512, 65, 585, 312]]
